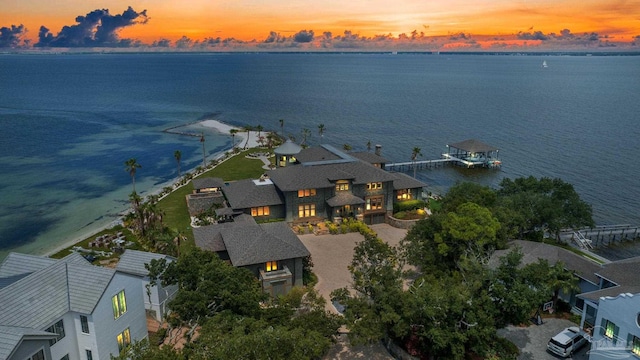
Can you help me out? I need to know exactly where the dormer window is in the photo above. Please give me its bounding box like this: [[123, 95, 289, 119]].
[[366, 182, 382, 190], [335, 180, 349, 192]]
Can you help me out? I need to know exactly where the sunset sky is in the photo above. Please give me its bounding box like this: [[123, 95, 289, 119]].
[[2, 0, 639, 49]]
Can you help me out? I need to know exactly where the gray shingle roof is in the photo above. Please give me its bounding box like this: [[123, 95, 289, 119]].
[[579, 257, 640, 301], [268, 161, 398, 192], [0, 256, 115, 329], [0, 253, 56, 279], [295, 146, 342, 163], [391, 171, 428, 190], [350, 151, 388, 164], [223, 179, 284, 209], [274, 140, 302, 155], [0, 325, 57, 359], [192, 177, 225, 190], [326, 192, 365, 207], [116, 250, 176, 277], [194, 222, 310, 267], [488, 240, 602, 284]]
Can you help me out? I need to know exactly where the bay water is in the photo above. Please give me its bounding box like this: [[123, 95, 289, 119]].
[[1, 53, 639, 259]]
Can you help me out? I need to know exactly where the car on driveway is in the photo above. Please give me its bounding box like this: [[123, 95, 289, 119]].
[[547, 326, 588, 357]]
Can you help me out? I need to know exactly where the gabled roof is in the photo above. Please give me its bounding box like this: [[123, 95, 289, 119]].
[[488, 240, 602, 284], [223, 179, 284, 209], [0, 253, 57, 279], [0, 255, 115, 329], [268, 161, 398, 192], [194, 222, 310, 267], [192, 177, 225, 190], [579, 257, 640, 301], [0, 325, 57, 359], [392, 171, 428, 190], [326, 192, 365, 207], [350, 151, 388, 164], [116, 250, 176, 277], [448, 139, 498, 153]]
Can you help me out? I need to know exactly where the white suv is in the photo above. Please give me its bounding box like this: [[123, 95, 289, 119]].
[[547, 326, 588, 357]]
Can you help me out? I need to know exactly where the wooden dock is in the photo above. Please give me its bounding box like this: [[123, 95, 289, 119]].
[[559, 224, 640, 248], [385, 158, 453, 171]]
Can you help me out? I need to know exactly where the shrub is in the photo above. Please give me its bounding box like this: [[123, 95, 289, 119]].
[[328, 223, 339, 234], [340, 224, 348, 234], [394, 211, 406, 219], [393, 200, 426, 213], [308, 224, 314, 233]]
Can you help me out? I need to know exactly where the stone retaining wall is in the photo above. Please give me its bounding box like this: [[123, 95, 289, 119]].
[[386, 215, 420, 230]]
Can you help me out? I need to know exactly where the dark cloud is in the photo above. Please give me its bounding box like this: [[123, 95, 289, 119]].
[[175, 36, 193, 48], [36, 7, 147, 47], [0, 24, 26, 48], [293, 29, 314, 43], [152, 38, 171, 47], [517, 31, 548, 40], [263, 31, 286, 43]]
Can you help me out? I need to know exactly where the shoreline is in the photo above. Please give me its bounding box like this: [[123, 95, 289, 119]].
[[42, 119, 263, 257]]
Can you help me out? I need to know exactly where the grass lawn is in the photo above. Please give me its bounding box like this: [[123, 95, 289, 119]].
[[52, 148, 272, 258]]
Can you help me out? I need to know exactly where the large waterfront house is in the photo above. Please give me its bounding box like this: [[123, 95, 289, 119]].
[[193, 214, 310, 297], [0, 251, 154, 360], [490, 240, 640, 359], [191, 143, 427, 225]]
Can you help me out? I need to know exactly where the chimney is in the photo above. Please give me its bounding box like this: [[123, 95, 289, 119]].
[[375, 145, 382, 156]]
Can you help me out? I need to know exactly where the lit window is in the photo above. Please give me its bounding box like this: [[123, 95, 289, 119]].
[[335, 181, 349, 191], [266, 261, 278, 272], [251, 206, 270, 217], [366, 197, 383, 211], [117, 328, 131, 351], [298, 188, 316, 197], [605, 319, 615, 339], [80, 315, 90, 334], [45, 319, 65, 346], [632, 336, 640, 356], [396, 189, 412, 200], [112, 290, 127, 319], [298, 204, 316, 218], [366, 182, 383, 190]]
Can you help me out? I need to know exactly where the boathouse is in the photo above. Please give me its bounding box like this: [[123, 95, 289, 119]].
[[443, 139, 501, 168]]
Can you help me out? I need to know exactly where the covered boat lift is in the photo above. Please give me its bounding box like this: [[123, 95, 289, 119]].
[[443, 139, 501, 168]]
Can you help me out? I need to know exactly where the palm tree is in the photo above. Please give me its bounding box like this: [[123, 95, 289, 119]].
[[125, 158, 141, 193], [411, 146, 422, 178], [174, 150, 182, 177], [230, 129, 239, 149], [547, 262, 580, 310], [279, 119, 284, 138], [256, 124, 264, 141], [366, 140, 372, 152], [200, 133, 206, 168], [301, 128, 311, 148], [242, 125, 253, 149], [318, 123, 325, 144]]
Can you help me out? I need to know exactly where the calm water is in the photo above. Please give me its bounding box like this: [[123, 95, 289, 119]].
[[1, 53, 639, 258]]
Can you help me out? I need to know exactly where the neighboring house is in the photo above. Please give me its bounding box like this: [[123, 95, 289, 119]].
[[193, 215, 310, 297], [115, 250, 178, 322], [489, 240, 602, 312], [186, 177, 226, 216], [576, 257, 640, 359], [0, 252, 147, 360], [490, 240, 640, 359]]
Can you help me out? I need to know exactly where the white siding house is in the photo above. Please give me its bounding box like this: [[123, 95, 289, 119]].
[[0, 252, 148, 359]]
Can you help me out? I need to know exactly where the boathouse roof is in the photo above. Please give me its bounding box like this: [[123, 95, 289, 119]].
[[448, 139, 499, 153]]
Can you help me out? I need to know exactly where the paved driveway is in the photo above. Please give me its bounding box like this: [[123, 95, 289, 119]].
[[498, 318, 590, 360]]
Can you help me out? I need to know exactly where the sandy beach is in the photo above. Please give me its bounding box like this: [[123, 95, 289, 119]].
[[43, 119, 264, 257]]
